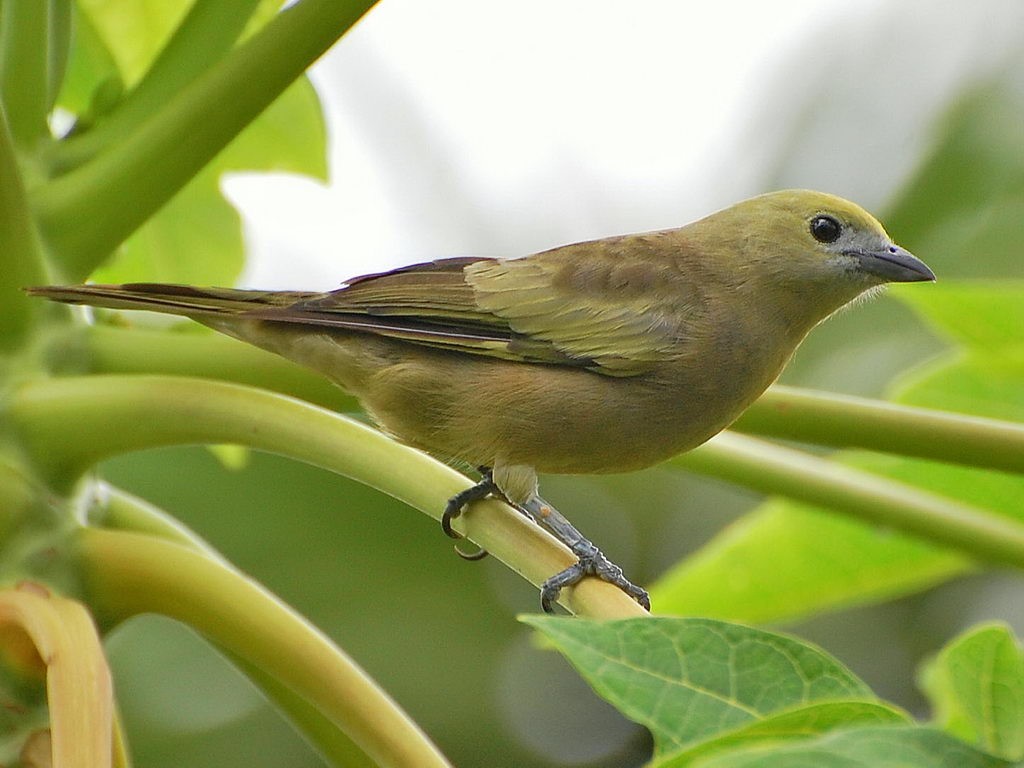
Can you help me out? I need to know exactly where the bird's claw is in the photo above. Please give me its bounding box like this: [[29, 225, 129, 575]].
[[540, 551, 651, 613], [453, 541, 489, 561]]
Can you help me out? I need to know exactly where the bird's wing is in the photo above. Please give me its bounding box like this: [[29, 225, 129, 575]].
[[262, 237, 694, 377], [464, 236, 697, 376]]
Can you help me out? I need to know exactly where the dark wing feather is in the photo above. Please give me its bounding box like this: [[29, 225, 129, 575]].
[[248, 258, 596, 368], [256, 233, 699, 377]]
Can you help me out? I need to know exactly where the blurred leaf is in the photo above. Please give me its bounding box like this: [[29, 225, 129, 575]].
[[651, 493, 968, 625], [920, 623, 1024, 760], [892, 281, 1024, 423], [88, 162, 245, 285], [73, 0, 193, 87], [893, 352, 1024, 423], [884, 82, 1024, 280], [216, 74, 327, 178], [892, 281, 1024, 352], [207, 444, 250, 471], [654, 702, 908, 767], [60, 0, 327, 285], [89, 79, 324, 286], [687, 725, 1012, 768], [521, 616, 876, 758]]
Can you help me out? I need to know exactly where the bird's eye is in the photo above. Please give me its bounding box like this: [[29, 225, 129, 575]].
[[810, 215, 842, 244]]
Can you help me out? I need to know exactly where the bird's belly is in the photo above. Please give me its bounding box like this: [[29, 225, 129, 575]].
[[359, 344, 786, 475]]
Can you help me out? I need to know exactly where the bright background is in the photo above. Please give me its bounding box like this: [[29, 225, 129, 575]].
[[228, 0, 1018, 288]]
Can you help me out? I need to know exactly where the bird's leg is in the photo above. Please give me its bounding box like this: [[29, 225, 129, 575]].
[[521, 496, 651, 613]]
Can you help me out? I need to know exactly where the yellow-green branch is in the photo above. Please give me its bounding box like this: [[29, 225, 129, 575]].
[[678, 431, 1024, 569], [11, 374, 646, 617], [76, 527, 448, 768], [733, 385, 1024, 474]]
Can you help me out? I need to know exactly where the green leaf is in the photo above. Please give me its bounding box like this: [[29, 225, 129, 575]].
[[88, 162, 244, 285], [884, 82, 1024, 281], [892, 281, 1024, 353], [651, 493, 968, 624], [654, 702, 909, 767], [920, 623, 1024, 760], [892, 281, 1024, 422], [88, 76, 324, 285], [520, 616, 875, 757], [894, 352, 1024, 424], [73, 0, 193, 88], [60, 0, 327, 285], [688, 725, 1012, 768]]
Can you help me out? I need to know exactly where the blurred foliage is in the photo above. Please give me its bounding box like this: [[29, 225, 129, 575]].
[[59, 0, 327, 286], [1, 2, 1022, 767]]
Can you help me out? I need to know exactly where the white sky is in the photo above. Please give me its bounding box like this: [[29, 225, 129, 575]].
[[222, 0, 1015, 289]]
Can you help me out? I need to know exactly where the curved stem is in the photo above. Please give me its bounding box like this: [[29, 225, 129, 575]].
[[735, 385, 1024, 474], [0, 106, 48, 349], [34, 0, 377, 278], [76, 527, 448, 768], [45, 0, 72, 113], [677, 431, 1024, 569], [83, 486, 370, 764], [86, 481, 223, 558], [224, 650, 377, 768], [11, 374, 646, 617], [0, 1, 50, 147]]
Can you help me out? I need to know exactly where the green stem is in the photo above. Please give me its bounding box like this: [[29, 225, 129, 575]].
[[735, 385, 1024, 474], [0, 105, 48, 350], [10, 374, 647, 617], [76, 527, 450, 768], [47, 324, 356, 412], [34, 0, 377, 279], [0, 1, 50, 147], [45, 0, 72, 112], [83, 486, 371, 764], [52, 0, 263, 171], [86, 481, 223, 558], [677, 431, 1024, 569], [225, 651, 377, 768]]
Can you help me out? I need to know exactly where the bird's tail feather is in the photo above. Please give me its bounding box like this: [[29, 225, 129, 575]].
[[25, 283, 320, 318]]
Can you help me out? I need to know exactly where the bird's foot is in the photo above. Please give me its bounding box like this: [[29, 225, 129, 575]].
[[522, 497, 650, 614], [539, 547, 650, 614], [442, 467, 496, 560]]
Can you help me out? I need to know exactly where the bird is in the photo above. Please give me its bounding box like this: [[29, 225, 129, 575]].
[[28, 190, 935, 612]]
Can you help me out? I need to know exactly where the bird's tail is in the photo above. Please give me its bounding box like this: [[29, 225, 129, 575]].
[[25, 283, 320, 319]]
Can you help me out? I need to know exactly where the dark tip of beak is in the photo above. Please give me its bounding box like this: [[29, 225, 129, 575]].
[[849, 245, 935, 283]]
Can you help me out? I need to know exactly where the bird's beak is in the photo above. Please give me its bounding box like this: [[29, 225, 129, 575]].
[[849, 244, 936, 283]]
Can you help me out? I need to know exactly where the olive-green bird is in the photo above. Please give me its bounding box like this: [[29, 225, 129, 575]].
[[28, 190, 934, 612]]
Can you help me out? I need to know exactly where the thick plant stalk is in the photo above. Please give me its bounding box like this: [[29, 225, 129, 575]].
[[733, 385, 1024, 474], [677, 431, 1024, 569], [77, 527, 450, 768]]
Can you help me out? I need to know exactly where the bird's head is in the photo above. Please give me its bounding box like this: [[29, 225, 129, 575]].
[[695, 189, 934, 319]]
